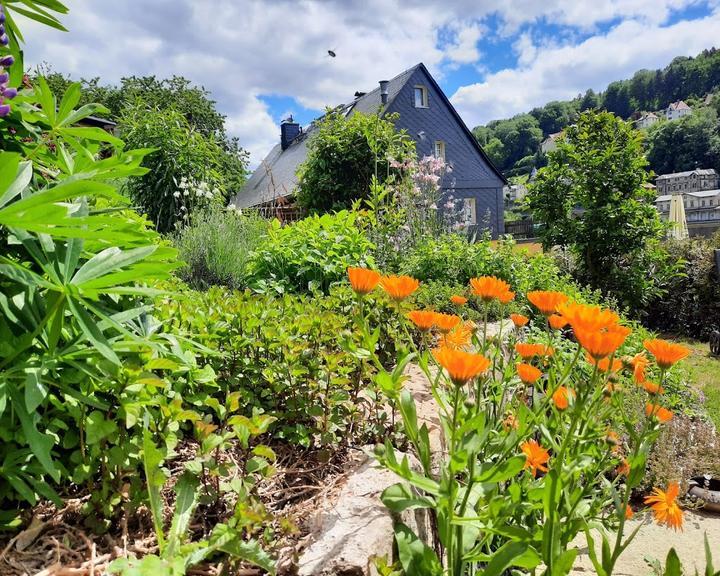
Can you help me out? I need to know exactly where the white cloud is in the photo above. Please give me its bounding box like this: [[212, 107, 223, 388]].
[[17, 0, 716, 163], [452, 9, 720, 126]]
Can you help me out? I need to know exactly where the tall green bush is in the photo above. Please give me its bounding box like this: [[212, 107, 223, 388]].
[[174, 206, 268, 289], [246, 210, 375, 293]]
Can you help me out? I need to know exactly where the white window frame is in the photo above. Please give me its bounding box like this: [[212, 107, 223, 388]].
[[413, 85, 429, 108], [434, 140, 446, 160], [462, 198, 477, 225]]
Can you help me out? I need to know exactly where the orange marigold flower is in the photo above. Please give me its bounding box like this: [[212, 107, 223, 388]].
[[557, 302, 620, 333], [407, 310, 437, 331], [643, 339, 690, 370], [527, 291, 568, 316], [381, 275, 420, 301], [470, 276, 513, 303], [433, 312, 462, 334], [625, 505, 634, 520], [629, 353, 650, 383], [510, 313, 529, 328], [450, 294, 468, 305], [521, 439, 550, 477], [347, 267, 381, 295], [433, 347, 490, 385], [644, 482, 683, 531], [515, 342, 554, 359], [587, 355, 623, 373], [643, 381, 665, 395], [548, 314, 567, 330], [616, 458, 630, 476], [497, 289, 516, 304], [575, 325, 630, 360], [441, 322, 474, 350], [646, 403, 673, 423], [517, 363, 542, 385], [552, 386, 574, 410]]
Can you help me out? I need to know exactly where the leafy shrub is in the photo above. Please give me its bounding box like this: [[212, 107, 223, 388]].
[[174, 206, 268, 289], [246, 210, 375, 293], [120, 103, 228, 233], [646, 234, 720, 340], [156, 284, 401, 447]]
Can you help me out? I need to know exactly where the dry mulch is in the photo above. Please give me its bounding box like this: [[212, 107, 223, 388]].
[[0, 443, 358, 576]]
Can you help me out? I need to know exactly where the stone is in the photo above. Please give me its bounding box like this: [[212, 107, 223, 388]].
[[298, 449, 433, 576]]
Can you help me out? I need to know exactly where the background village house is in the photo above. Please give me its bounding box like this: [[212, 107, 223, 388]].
[[665, 100, 692, 121], [231, 63, 507, 237], [655, 168, 720, 237]]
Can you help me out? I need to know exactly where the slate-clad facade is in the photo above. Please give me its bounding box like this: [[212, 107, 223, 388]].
[[232, 63, 506, 236]]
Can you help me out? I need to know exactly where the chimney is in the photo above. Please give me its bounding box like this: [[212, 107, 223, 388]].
[[379, 80, 389, 104], [280, 116, 301, 150]]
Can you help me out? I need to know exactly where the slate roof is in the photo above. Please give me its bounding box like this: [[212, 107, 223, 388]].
[[667, 100, 691, 111], [232, 63, 505, 209], [233, 65, 421, 209], [656, 168, 717, 180], [656, 189, 720, 202]]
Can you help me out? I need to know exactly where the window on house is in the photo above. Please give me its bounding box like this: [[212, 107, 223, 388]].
[[434, 140, 445, 160], [702, 200, 706, 207], [414, 85, 428, 108], [462, 198, 477, 225]]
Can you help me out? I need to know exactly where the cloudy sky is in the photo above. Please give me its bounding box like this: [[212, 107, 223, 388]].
[[23, 0, 720, 165]]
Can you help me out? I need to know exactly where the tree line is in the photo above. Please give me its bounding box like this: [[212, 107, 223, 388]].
[[474, 47, 720, 178]]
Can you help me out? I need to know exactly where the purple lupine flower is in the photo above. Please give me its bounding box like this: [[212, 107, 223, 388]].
[[0, 55, 13, 67], [0, 35, 7, 47], [2, 87, 16, 99], [0, 104, 10, 117]]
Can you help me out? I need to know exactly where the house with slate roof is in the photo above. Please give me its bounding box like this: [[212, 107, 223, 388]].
[[231, 63, 507, 236]]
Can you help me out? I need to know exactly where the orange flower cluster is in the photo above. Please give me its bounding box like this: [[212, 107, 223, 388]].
[[629, 353, 650, 383], [381, 275, 420, 301], [521, 439, 550, 477], [527, 291, 568, 316], [643, 381, 664, 395], [450, 294, 468, 305], [643, 339, 690, 370], [516, 363, 542, 384], [433, 347, 490, 385], [515, 343, 554, 359], [510, 313, 529, 328], [644, 482, 683, 530], [548, 314, 567, 330], [407, 310, 463, 335], [587, 355, 622, 374], [558, 302, 630, 360], [347, 267, 381, 295], [470, 276, 515, 303]]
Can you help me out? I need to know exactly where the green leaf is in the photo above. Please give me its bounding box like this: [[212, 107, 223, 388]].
[[664, 548, 682, 576], [395, 523, 442, 576], [475, 455, 526, 483], [57, 82, 81, 122], [381, 482, 435, 512], [24, 367, 47, 412], [142, 428, 167, 552], [0, 155, 32, 208], [67, 297, 120, 365], [72, 246, 156, 285], [481, 541, 534, 576], [166, 472, 200, 558], [85, 410, 118, 444], [59, 126, 124, 147], [35, 76, 57, 125]]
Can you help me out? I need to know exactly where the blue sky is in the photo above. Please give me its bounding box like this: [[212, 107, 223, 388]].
[[23, 0, 720, 166]]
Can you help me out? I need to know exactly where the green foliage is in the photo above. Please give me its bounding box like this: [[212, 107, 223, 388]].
[[646, 107, 720, 174], [34, 69, 249, 194], [473, 113, 544, 175], [296, 109, 415, 212], [526, 110, 665, 313], [174, 205, 268, 290], [156, 284, 400, 447], [646, 234, 720, 339], [246, 210, 375, 294], [120, 104, 228, 232]]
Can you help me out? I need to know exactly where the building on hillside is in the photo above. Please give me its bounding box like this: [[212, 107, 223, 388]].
[[540, 131, 563, 154], [636, 112, 659, 129], [231, 63, 507, 236], [665, 100, 692, 121], [655, 168, 718, 194], [655, 189, 720, 237]]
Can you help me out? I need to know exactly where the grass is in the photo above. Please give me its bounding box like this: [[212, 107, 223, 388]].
[[667, 335, 720, 429]]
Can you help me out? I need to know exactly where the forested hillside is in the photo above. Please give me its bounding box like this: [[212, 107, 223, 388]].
[[474, 47, 720, 178]]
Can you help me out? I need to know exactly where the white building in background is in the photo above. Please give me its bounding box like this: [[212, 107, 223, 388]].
[[665, 100, 692, 121], [655, 189, 720, 236], [540, 132, 563, 154], [655, 168, 718, 195], [636, 112, 659, 129]]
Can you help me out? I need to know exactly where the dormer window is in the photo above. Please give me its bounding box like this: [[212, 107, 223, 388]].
[[414, 85, 428, 108]]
